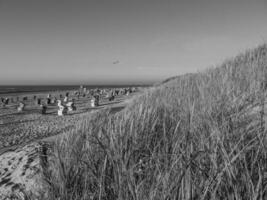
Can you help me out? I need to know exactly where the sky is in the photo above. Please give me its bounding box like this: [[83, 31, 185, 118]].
[[0, 0, 267, 85]]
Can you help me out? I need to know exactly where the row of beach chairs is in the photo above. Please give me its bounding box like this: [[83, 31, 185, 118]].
[[2, 87, 137, 115], [16, 99, 76, 116]]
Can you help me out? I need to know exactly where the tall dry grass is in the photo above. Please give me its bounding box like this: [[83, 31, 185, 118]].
[[43, 44, 267, 200]]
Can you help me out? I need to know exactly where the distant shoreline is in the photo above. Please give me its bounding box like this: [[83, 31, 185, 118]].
[[0, 84, 149, 96]]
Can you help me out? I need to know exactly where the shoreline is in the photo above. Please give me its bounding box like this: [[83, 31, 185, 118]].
[[0, 84, 147, 97]]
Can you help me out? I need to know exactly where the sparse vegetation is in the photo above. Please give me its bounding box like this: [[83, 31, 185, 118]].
[[41, 44, 267, 200]]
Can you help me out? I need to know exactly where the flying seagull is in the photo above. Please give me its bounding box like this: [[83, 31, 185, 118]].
[[113, 60, 119, 64]]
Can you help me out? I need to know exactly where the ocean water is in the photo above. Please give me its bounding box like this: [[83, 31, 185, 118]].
[[0, 85, 77, 94], [0, 85, 144, 95]]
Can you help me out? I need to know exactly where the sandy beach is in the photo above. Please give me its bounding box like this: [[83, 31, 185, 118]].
[[0, 88, 138, 199], [0, 88, 136, 149]]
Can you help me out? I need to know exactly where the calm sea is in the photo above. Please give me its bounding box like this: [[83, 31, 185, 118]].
[[0, 85, 144, 95]]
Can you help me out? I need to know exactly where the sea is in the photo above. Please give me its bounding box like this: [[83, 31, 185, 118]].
[[0, 85, 146, 95]]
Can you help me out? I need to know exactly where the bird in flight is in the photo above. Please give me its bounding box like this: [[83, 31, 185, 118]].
[[113, 60, 119, 64]]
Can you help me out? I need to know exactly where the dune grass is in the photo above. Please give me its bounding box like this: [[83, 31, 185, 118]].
[[43, 44, 267, 200]]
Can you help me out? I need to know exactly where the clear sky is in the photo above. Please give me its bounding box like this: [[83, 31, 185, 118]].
[[0, 0, 267, 85]]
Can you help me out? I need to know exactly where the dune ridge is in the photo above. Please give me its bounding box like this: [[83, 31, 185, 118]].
[[42, 44, 267, 200], [1, 44, 267, 199]]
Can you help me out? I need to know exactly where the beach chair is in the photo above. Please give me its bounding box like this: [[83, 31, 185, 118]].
[[58, 105, 64, 116], [57, 100, 67, 116], [91, 99, 96, 107], [108, 93, 115, 101], [0, 98, 5, 108], [17, 102, 25, 112], [83, 88, 87, 94], [46, 98, 51, 104], [96, 95, 100, 105], [40, 104, 47, 114], [58, 105, 67, 116], [63, 96, 68, 102], [4, 98, 9, 105], [36, 98, 41, 105], [115, 90, 119, 96], [51, 97, 57, 104], [91, 95, 100, 107], [66, 101, 76, 111]]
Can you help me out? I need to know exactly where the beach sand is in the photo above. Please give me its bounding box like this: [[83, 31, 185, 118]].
[[0, 89, 133, 149], [0, 89, 137, 199]]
